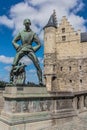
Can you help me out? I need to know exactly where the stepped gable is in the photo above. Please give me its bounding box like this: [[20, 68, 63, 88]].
[[58, 16, 75, 32]]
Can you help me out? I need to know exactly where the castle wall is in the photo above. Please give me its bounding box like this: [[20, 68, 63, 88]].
[[57, 58, 87, 91], [56, 42, 87, 59], [44, 16, 87, 92]]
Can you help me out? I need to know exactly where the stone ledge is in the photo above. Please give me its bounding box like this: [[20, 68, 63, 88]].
[[3, 86, 48, 98], [3, 87, 75, 99], [0, 108, 77, 126], [51, 109, 77, 119], [0, 111, 51, 125]]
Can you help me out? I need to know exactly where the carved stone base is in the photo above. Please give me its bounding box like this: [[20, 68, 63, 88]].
[[0, 86, 77, 130]]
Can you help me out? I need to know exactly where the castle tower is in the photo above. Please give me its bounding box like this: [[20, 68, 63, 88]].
[[43, 10, 58, 91]]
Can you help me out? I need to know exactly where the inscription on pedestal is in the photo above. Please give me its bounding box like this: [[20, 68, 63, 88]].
[[17, 87, 24, 91]]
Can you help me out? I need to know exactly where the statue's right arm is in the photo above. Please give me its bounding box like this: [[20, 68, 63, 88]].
[[12, 32, 21, 51]]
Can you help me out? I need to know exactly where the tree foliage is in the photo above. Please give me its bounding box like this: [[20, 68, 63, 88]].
[[0, 81, 7, 88]]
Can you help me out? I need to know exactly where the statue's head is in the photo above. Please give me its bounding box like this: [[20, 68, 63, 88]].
[[23, 19, 31, 25]]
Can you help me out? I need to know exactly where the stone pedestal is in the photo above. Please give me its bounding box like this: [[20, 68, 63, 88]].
[[0, 86, 77, 130], [0, 88, 4, 114]]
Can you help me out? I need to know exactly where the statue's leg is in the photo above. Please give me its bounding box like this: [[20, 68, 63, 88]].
[[13, 51, 25, 66], [27, 52, 43, 85]]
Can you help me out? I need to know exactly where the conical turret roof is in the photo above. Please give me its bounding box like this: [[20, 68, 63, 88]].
[[44, 10, 58, 29]]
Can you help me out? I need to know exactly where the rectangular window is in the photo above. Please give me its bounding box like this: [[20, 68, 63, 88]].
[[80, 66, 82, 70], [60, 67, 63, 71], [69, 80, 72, 83], [80, 79, 82, 83], [62, 36, 66, 41], [69, 66, 71, 71], [62, 28, 65, 33]]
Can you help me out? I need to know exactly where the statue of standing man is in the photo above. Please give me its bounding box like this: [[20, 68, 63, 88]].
[[10, 19, 43, 85]]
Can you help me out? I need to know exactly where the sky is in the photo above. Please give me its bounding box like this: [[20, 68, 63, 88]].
[[0, 0, 87, 84]]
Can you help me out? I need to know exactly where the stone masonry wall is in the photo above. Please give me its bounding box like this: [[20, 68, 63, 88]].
[[44, 16, 87, 92], [56, 58, 87, 91]]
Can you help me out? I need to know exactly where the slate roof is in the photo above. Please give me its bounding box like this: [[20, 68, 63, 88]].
[[43, 10, 57, 29], [81, 32, 87, 42]]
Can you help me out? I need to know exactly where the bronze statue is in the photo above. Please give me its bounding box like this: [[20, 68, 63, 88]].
[[10, 18, 42, 85]]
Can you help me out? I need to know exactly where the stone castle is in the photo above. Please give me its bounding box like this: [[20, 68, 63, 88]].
[[44, 10, 87, 92]]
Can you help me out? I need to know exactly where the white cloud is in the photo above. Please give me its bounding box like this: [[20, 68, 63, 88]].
[[0, 55, 13, 64], [10, 2, 38, 35], [38, 57, 43, 64], [25, 0, 49, 6], [68, 14, 86, 31], [0, 15, 14, 28], [4, 66, 11, 72], [0, 55, 43, 65], [72, 1, 84, 13], [0, 0, 86, 39], [20, 56, 43, 66], [20, 56, 32, 65]]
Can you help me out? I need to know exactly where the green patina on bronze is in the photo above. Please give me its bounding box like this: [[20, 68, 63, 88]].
[[10, 18, 42, 85]]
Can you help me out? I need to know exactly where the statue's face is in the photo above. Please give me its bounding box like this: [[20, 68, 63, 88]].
[[25, 22, 30, 28], [25, 22, 30, 30]]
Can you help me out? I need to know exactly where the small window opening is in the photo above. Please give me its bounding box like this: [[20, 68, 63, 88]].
[[69, 66, 71, 71], [80, 66, 82, 70], [60, 67, 63, 71], [62, 36, 66, 41], [76, 33, 78, 35], [53, 65, 56, 71], [80, 79, 82, 83], [70, 80, 72, 83], [62, 28, 65, 33]]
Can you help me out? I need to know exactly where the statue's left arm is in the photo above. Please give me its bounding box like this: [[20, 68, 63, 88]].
[[12, 32, 21, 51], [32, 33, 41, 52]]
